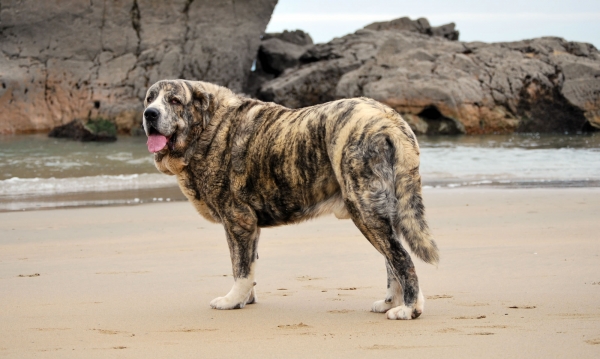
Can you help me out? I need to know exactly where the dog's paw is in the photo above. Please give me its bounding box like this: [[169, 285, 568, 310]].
[[386, 289, 425, 320], [210, 295, 246, 310], [386, 305, 414, 320], [371, 299, 394, 313], [210, 286, 256, 310]]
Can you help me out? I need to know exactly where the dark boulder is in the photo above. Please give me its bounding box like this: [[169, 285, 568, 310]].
[[48, 119, 117, 142], [246, 30, 314, 96]]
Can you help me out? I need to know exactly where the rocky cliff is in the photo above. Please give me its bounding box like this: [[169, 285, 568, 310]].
[[258, 19, 600, 134], [0, 0, 277, 134]]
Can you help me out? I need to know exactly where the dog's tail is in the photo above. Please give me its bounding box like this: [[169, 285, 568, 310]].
[[391, 128, 439, 265]]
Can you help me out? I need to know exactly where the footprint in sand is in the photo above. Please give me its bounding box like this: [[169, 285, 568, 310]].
[[327, 309, 354, 314], [277, 322, 310, 329], [92, 329, 122, 335], [436, 327, 461, 333], [456, 302, 489, 307], [90, 329, 135, 337], [453, 315, 486, 320], [366, 344, 398, 350], [296, 276, 323, 281], [508, 305, 536, 309], [475, 325, 508, 329]]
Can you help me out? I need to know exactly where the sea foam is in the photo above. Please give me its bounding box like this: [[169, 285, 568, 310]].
[[0, 174, 178, 197]]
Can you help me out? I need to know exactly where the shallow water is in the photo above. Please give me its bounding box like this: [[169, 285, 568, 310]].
[[0, 132, 599, 211], [0, 134, 180, 211], [418, 133, 600, 188]]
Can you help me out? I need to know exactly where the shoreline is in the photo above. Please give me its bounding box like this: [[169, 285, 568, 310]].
[[3, 182, 600, 213], [1, 187, 599, 357]]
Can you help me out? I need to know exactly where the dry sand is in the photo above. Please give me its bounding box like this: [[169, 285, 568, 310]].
[[1, 188, 599, 358]]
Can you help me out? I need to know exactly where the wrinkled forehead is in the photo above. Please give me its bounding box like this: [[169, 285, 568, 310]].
[[146, 81, 192, 101]]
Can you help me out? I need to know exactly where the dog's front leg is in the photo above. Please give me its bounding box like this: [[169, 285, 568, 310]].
[[210, 207, 259, 310]]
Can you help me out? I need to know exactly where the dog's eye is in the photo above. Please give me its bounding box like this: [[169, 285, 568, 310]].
[[146, 95, 154, 103], [170, 98, 181, 105]]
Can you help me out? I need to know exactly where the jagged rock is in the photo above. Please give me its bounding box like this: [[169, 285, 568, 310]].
[[0, 0, 277, 134], [259, 27, 600, 134], [245, 30, 313, 96], [364, 17, 459, 41], [48, 119, 117, 142], [258, 30, 314, 75]]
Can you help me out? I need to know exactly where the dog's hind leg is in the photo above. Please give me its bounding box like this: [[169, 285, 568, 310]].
[[371, 260, 424, 318], [210, 204, 260, 310], [339, 135, 423, 320], [348, 199, 423, 319]]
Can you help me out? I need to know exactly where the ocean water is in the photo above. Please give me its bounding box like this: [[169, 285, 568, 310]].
[[418, 133, 600, 188], [0, 132, 599, 211]]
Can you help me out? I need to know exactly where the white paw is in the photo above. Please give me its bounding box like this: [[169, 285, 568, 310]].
[[210, 295, 247, 310], [372, 299, 393, 313], [385, 289, 425, 320], [386, 305, 414, 320], [210, 276, 255, 310]]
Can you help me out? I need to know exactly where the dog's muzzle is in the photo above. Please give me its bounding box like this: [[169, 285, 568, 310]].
[[144, 107, 170, 153], [144, 107, 160, 125]]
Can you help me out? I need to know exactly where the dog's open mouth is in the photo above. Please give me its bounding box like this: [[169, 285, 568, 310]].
[[147, 132, 176, 153], [147, 134, 168, 153]]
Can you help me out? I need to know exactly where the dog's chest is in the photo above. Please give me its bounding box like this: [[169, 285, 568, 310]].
[[175, 170, 221, 223]]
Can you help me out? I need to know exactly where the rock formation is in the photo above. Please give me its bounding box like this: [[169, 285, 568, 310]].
[[258, 19, 600, 134], [0, 0, 277, 134], [245, 29, 313, 97], [259, 30, 314, 76], [363, 16, 459, 41]]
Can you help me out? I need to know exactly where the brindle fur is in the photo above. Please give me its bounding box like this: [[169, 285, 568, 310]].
[[143, 80, 439, 320]]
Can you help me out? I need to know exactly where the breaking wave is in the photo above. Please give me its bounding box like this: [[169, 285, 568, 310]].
[[0, 174, 178, 197]]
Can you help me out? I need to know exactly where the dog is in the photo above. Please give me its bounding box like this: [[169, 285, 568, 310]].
[[142, 79, 439, 320]]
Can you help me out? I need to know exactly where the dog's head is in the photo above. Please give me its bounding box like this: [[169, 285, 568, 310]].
[[143, 80, 214, 154]]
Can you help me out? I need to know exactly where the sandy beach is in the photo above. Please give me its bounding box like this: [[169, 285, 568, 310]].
[[1, 187, 599, 358]]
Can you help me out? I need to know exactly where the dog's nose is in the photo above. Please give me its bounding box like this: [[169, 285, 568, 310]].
[[144, 108, 160, 122]]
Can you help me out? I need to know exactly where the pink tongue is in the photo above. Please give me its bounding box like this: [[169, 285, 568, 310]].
[[147, 134, 168, 153]]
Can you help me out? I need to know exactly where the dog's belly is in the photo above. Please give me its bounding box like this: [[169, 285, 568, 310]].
[[251, 186, 349, 227]]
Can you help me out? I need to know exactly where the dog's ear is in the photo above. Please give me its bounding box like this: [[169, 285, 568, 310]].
[[191, 85, 214, 129]]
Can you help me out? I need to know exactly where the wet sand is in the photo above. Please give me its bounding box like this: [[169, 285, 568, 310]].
[[1, 188, 599, 358]]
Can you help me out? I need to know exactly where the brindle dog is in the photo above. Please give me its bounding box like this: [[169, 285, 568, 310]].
[[143, 80, 439, 320]]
